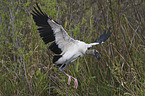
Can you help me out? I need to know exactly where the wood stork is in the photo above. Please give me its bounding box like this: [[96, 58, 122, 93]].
[[32, 3, 112, 89]]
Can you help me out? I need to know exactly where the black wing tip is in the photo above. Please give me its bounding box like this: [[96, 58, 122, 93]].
[[33, 2, 39, 9], [95, 27, 112, 43], [31, 3, 51, 25], [107, 27, 112, 35], [104, 27, 111, 34], [32, 2, 38, 10], [32, 3, 50, 26], [32, 3, 44, 16], [32, 3, 41, 14], [33, 3, 50, 19]]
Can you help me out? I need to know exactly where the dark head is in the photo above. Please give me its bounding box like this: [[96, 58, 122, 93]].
[[86, 49, 101, 60], [94, 50, 101, 59]]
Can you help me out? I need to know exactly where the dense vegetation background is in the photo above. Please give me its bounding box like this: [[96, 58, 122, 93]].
[[0, 0, 145, 95]]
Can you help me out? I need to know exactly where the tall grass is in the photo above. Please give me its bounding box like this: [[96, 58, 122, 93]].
[[0, 0, 144, 95]]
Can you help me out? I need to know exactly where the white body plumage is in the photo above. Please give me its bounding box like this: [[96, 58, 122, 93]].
[[55, 41, 89, 64]]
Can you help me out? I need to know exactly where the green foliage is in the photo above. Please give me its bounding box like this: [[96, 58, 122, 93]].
[[0, 0, 145, 96]]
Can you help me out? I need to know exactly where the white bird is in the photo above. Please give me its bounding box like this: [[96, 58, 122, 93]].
[[32, 3, 112, 89]]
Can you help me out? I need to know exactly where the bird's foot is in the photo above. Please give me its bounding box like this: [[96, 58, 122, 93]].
[[66, 73, 78, 89], [67, 75, 71, 85], [73, 77, 78, 89]]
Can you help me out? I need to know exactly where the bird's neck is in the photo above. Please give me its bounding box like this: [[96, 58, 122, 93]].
[[86, 50, 96, 56]]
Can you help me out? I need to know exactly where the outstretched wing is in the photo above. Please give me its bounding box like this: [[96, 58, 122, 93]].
[[87, 27, 112, 48], [95, 27, 112, 43], [31, 3, 76, 54]]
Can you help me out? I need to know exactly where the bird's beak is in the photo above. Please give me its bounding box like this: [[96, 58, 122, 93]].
[[94, 50, 101, 59]]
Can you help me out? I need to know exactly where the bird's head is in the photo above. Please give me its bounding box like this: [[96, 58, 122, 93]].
[[86, 49, 101, 59], [93, 27, 112, 59], [94, 49, 101, 59]]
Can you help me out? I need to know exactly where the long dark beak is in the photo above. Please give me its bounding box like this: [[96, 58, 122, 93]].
[[94, 50, 101, 59]]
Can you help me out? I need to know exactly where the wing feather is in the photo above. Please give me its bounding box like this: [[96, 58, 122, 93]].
[[48, 20, 76, 51], [32, 3, 76, 54]]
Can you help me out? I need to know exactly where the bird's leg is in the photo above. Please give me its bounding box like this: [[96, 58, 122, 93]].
[[59, 58, 78, 89], [62, 57, 78, 71], [59, 68, 78, 89], [59, 60, 68, 69], [61, 61, 71, 70]]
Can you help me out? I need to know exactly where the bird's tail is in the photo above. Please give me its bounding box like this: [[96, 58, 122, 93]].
[[53, 55, 62, 63]]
